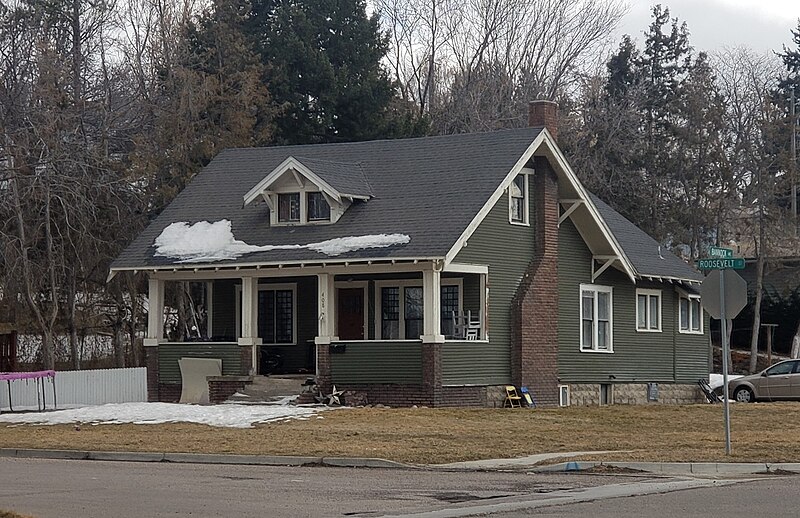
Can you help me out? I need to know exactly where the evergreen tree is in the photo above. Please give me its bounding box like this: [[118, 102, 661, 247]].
[[247, 0, 425, 144]]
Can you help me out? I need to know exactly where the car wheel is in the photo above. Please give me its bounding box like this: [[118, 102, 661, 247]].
[[734, 386, 755, 403]]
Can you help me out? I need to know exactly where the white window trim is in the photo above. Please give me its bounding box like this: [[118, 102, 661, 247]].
[[558, 385, 570, 407], [508, 172, 530, 226], [635, 288, 662, 333], [374, 279, 463, 340], [579, 283, 614, 353], [678, 292, 704, 335], [271, 189, 335, 226], [333, 281, 369, 339], [235, 283, 298, 345]]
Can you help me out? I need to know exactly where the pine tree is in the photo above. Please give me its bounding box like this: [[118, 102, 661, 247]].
[[247, 0, 425, 144]]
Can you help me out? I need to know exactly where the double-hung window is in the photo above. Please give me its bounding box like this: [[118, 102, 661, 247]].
[[636, 289, 661, 332], [278, 193, 300, 222], [679, 293, 702, 334], [509, 173, 528, 224], [580, 284, 612, 352], [307, 191, 331, 221]]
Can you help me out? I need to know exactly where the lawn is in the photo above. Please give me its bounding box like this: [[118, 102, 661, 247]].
[[2, 403, 799, 465]]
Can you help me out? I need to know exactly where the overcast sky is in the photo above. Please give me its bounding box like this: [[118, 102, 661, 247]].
[[616, 0, 800, 53]]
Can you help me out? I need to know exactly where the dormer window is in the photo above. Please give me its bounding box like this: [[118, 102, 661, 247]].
[[278, 193, 301, 222], [243, 155, 373, 227], [308, 192, 331, 221]]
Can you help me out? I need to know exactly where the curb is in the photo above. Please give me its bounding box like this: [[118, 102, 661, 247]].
[[0, 448, 415, 470], [534, 460, 800, 476]]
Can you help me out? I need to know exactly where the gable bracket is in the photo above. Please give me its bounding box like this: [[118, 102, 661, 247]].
[[558, 199, 584, 227], [261, 193, 274, 211], [291, 169, 305, 188], [592, 255, 618, 282]]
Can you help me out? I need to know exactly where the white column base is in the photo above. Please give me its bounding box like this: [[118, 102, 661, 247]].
[[238, 337, 263, 347], [143, 338, 160, 347], [314, 336, 339, 345], [421, 334, 446, 344]]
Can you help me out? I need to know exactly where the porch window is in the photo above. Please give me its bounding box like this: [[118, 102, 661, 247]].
[[404, 287, 424, 339], [377, 281, 462, 340], [307, 191, 330, 221], [278, 193, 300, 222], [509, 174, 528, 224], [636, 289, 661, 332], [679, 294, 702, 334], [258, 289, 294, 344], [440, 285, 460, 338], [580, 284, 612, 352], [381, 287, 400, 339]]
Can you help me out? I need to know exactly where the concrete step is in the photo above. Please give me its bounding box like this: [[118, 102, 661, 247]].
[[225, 375, 315, 405]]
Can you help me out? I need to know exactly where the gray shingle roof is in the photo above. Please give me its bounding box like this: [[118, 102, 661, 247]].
[[293, 157, 373, 198], [112, 127, 543, 269], [589, 193, 703, 282]]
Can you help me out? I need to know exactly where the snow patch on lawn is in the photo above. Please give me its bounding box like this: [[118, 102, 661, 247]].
[[709, 373, 743, 390], [154, 220, 410, 263], [0, 402, 328, 429]]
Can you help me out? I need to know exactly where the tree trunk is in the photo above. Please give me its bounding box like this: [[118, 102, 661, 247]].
[[42, 330, 55, 371], [68, 274, 80, 370], [792, 319, 800, 358], [749, 253, 765, 373]]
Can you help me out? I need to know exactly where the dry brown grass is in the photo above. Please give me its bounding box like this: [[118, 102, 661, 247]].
[[1, 511, 36, 518], [2, 403, 800, 465]]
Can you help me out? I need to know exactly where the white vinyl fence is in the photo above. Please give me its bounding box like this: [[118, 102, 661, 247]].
[[0, 367, 147, 411]]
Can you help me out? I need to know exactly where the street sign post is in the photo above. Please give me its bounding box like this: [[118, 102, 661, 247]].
[[700, 266, 748, 456]]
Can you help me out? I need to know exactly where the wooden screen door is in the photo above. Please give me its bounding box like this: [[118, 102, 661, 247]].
[[337, 288, 365, 340]]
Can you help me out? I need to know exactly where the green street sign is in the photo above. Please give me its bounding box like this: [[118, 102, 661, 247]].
[[709, 246, 733, 259], [698, 258, 745, 270]]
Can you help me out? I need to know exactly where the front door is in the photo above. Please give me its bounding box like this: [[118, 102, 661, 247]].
[[337, 288, 365, 340]]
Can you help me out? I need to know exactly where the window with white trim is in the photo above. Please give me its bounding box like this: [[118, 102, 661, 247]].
[[307, 191, 331, 221], [376, 280, 462, 340], [636, 289, 661, 332], [679, 293, 702, 334], [558, 385, 570, 407], [278, 193, 300, 222], [509, 173, 528, 224], [580, 284, 613, 352]]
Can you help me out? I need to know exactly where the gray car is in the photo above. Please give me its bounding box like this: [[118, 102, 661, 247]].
[[729, 359, 800, 403]]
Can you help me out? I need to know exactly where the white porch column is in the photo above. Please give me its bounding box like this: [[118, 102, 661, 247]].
[[422, 267, 445, 343], [239, 276, 262, 374], [315, 273, 337, 344], [144, 277, 164, 347]]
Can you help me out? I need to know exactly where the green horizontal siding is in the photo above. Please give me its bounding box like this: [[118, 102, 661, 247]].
[[452, 183, 536, 384], [558, 219, 709, 383], [330, 342, 422, 384], [442, 341, 510, 385], [674, 312, 711, 383], [158, 343, 242, 384]]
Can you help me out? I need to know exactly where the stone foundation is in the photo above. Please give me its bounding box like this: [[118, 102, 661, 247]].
[[336, 384, 508, 408], [566, 383, 704, 406]]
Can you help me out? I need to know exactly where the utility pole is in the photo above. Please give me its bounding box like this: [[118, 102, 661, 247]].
[[792, 88, 797, 235]]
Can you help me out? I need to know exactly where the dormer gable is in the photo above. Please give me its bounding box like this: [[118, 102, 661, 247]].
[[243, 156, 373, 226]]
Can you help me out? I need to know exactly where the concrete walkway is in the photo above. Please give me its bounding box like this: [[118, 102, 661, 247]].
[[433, 451, 624, 470], [2, 447, 798, 477]]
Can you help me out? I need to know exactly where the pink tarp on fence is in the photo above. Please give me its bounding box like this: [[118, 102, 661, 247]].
[[0, 370, 55, 382]]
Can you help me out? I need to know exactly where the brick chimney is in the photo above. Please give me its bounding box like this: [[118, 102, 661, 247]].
[[528, 100, 559, 140], [510, 101, 560, 407]]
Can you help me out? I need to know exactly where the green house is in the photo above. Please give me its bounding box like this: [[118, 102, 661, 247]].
[[111, 101, 708, 407]]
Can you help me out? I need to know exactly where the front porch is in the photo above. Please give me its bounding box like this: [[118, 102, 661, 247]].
[[143, 261, 502, 405]]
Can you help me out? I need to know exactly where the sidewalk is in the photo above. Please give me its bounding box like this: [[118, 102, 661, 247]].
[[1, 447, 798, 477]]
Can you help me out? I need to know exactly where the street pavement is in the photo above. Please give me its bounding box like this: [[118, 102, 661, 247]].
[[0, 457, 794, 517], [0, 458, 629, 517]]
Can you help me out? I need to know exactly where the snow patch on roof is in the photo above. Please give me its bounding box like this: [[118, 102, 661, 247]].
[[154, 220, 410, 263]]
